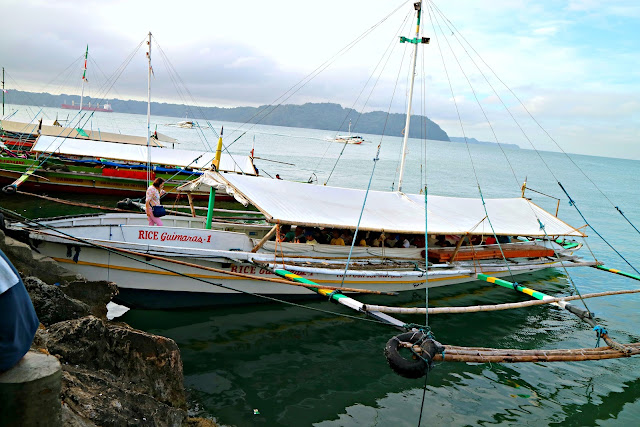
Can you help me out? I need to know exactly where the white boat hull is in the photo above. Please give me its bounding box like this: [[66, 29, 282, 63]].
[[21, 213, 594, 308]]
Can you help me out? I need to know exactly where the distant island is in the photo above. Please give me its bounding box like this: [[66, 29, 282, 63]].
[[449, 137, 520, 150], [4, 90, 519, 149], [4, 90, 450, 141]]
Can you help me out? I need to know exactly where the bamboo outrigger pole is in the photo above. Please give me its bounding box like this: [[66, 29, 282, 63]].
[[476, 273, 630, 352], [594, 265, 640, 281]]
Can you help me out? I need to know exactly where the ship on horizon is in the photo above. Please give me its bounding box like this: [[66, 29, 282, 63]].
[[61, 100, 113, 112]]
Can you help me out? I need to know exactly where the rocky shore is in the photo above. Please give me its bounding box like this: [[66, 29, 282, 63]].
[[0, 229, 217, 426]]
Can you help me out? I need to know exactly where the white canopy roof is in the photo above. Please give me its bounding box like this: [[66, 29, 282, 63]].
[[180, 172, 585, 237], [0, 119, 171, 147], [33, 136, 256, 174]]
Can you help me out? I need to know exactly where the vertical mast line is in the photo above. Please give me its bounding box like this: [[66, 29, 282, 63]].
[[79, 45, 88, 111], [146, 32, 152, 186], [398, 2, 428, 192]]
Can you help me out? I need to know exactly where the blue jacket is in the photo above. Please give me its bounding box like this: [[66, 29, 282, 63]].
[[0, 249, 39, 372]]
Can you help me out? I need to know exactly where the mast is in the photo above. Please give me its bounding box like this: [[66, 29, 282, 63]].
[[79, 45, 88, 111], [146, 32, 152, 186], [397, 2, 429, 192], [2, 67, 4, 116]]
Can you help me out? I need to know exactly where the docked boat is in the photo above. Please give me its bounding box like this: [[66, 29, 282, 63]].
[[4, 12, 597, 310], [13, 169, 594, 308]]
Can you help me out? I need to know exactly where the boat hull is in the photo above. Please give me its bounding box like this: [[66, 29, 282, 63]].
[[61, 104, 113, 112], [0, 156, 231, 200], [20, 214, 592, 310], [36, 239, 567, 309]]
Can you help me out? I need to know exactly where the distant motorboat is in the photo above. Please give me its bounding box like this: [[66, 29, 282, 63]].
[[176, 120, 195, 128], [330, 119, 367, 144]]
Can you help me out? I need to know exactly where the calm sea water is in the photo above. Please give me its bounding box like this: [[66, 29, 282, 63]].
[[3, 106, 640, 426]]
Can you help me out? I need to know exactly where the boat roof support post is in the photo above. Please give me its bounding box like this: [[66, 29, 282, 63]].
[[206, 128, 224, 229]]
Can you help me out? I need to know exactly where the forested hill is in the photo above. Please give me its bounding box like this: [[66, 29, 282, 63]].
[[5, 90, 450, 141]]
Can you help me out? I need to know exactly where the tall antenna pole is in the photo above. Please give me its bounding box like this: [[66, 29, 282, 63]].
[[146, 32, 152, 186], [2, 67, 5, 116], [397, 2, 429, 193], [79, 45, 88, 111]]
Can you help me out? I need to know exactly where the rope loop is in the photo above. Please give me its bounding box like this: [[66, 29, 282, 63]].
[[593, 325, 608, 348], [326, 290, 343, 302]]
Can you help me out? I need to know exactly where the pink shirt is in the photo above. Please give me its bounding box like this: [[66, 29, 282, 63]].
[[146, 185, 161, 207]]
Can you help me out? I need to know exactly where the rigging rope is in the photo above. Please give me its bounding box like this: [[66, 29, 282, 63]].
[[320, 10, 412, 185], [558, 182, 640, 275], [224, 1, 411, 149], [427, 4, 516, 281], [0, 206, 394, 327], [427, 0, 640, 237], [340, 144, 382, 287]]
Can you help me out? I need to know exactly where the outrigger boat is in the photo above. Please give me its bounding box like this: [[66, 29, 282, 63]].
[[4, 1, 640, 378], [10, 168, 594, 308], [330, 120, 366, 144], [4, 17, 598, 310]]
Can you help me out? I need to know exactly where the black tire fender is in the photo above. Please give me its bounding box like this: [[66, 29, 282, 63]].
[[384, 331, 429, 379], [2, 185, 17, 195]]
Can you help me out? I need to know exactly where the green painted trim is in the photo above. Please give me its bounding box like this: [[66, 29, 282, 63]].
[[595, 265, 640, 281], [477, 273, 548, 301], [205, 187, 215, 229]]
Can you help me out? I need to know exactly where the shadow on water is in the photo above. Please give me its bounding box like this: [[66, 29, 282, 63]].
[[119, 267, 640, 426]]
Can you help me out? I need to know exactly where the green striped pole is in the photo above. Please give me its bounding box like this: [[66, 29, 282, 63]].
[[595, 265, 640, 282], [477, 273, 596, 326], [274, 269, 407, 329]]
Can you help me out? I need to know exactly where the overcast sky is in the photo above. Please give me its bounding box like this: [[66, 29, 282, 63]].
[[2, 0, 639, 159]]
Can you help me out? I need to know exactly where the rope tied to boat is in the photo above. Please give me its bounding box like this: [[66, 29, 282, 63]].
[[593, 325, 608, 348], [384, 327, 445, 379], [558, 181, 640, 275], [326, 289, 343, 302]]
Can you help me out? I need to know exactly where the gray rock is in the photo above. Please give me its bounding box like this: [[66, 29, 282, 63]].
[[0, 229, 80, 284], [59, 280, 118, 319], [47, 316, 186, 409], [61, 368, 186, 427], [23, 276, 91, 326]]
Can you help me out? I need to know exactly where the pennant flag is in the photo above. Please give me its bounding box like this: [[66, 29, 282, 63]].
[[82, 45, 88, 81], [76, 128, 89, 137]]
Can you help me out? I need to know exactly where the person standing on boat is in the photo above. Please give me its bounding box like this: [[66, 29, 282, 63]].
[[145, 177, 165, 226]]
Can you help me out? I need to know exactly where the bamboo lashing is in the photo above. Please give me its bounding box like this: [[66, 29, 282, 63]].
[[27, 228, 397, 296], [363, 288, 640, 314]]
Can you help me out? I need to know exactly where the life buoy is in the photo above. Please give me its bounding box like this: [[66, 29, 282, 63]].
[[384, 331, 443, 379]]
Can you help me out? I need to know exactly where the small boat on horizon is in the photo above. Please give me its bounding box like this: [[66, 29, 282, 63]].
[[330, 120, 367, 144]]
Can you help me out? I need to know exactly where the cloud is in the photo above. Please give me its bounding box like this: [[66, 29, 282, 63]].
[[532, 26, 558, 36]]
